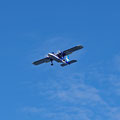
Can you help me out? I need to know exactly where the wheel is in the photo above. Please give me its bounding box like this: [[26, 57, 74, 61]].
[[51, 63, 53, 66]]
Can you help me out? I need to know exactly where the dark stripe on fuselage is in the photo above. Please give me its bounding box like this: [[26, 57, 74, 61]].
[[48, 53, 62, 62]]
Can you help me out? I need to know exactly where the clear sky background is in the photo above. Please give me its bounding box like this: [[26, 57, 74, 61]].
[[0, 0, 120, 120]]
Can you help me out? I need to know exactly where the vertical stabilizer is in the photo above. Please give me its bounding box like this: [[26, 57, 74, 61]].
[[66, 56, 70, 62]]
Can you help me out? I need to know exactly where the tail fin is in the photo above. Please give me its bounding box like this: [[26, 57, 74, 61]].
[[65, 56, 70, 62], [61, 60, 77, 67]]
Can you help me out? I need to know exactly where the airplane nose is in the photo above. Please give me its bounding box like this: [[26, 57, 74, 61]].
[[48, 53, 52, 57]]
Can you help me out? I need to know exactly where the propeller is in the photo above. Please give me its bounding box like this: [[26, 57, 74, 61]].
[[57, 50, 61, 54]]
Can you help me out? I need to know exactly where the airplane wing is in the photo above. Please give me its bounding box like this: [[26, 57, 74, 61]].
[[62, 45, 83, 56], [32, 57, 50, 65]]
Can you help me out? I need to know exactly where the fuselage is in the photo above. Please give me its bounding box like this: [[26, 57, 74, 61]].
[[48, 53, 66, 64]]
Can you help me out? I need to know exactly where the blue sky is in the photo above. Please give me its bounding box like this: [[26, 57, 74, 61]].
[[0, 0, 120, 120]]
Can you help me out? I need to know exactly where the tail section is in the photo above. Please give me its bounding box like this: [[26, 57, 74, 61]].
[[61, 60, 77, 67], [65, 56, 70, 62]]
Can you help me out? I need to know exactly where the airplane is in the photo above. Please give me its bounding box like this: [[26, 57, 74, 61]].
[[32, 45, 83, 67]]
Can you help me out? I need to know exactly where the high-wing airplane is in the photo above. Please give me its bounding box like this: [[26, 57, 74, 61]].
[[32, 45, 83, 67]]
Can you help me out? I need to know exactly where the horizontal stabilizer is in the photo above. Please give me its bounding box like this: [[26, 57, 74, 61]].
[[61, 60, 77, 67]]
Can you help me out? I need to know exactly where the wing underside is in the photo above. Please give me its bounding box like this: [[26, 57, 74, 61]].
[[63, 45, 83, 56], [32, 57, 50, 65]]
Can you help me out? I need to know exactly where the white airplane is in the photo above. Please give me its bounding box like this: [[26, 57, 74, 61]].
[[32, 45, 83, 67]]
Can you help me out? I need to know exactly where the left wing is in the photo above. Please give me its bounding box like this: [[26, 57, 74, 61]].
[[32, 57, 50, 65], [63, 45, 83, 56]]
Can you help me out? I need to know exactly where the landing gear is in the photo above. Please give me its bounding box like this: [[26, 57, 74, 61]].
[[50, 59, 53, 66]]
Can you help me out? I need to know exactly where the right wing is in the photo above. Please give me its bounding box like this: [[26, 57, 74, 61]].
[[32, 57, 50, 65], [57, 45, 83, 57], [63, 45, 83, 56]]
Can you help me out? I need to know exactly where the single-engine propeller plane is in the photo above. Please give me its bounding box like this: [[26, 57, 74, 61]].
[[32, 45, 83, 67]]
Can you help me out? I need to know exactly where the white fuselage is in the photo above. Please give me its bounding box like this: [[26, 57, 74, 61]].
[[48, 53, 66, 64]]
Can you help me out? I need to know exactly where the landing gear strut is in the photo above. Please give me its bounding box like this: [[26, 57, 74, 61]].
[[50, 59, 53, 66]]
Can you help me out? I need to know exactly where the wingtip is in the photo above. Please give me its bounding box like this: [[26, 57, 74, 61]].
[[78, 45, 84, 49], [32, 62, 36, 65]]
